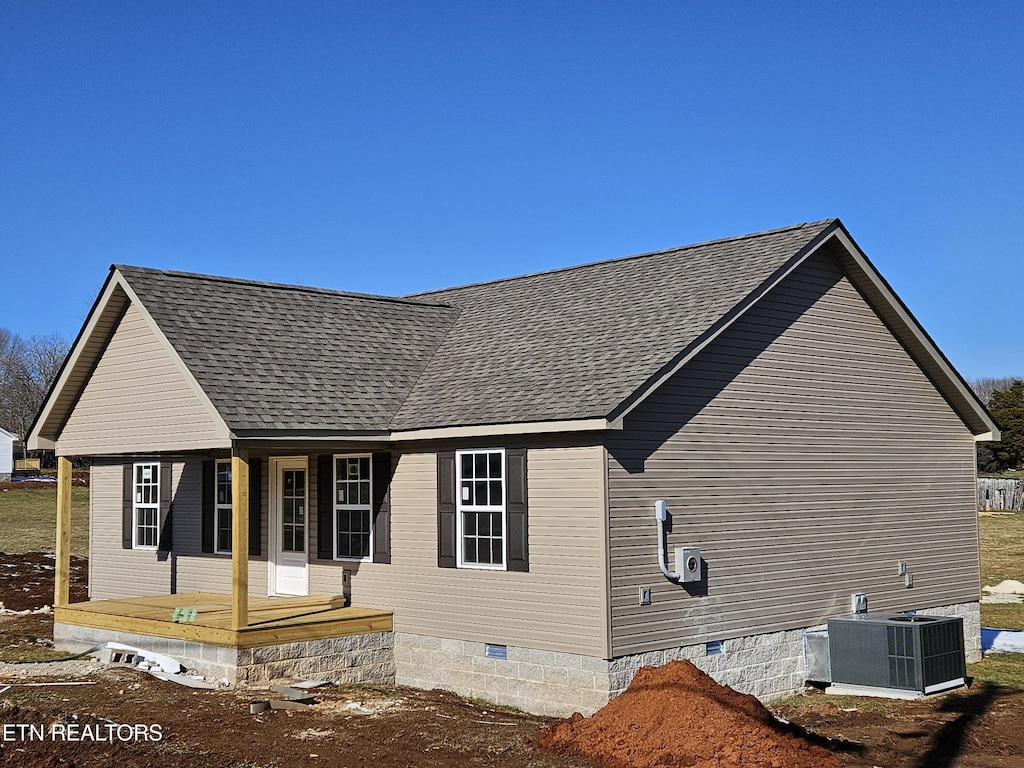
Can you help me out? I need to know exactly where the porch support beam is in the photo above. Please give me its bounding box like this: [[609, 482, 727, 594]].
[[231, 446, 250, 630], [54, 456, 72, 607]]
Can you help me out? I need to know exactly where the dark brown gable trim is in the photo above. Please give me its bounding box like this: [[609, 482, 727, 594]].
[[437, 451, 456, 568]]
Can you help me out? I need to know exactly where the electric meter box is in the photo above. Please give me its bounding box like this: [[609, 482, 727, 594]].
[[674, 546, 702, 583]]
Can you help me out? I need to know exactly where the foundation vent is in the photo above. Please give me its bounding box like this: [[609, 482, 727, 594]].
[[484, 643, 508, 660]]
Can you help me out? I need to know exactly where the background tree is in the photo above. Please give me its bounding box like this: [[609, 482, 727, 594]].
[[0, 326, 70, 456], [969, 376, 1019, 407], [981, 379, 1024, 473]]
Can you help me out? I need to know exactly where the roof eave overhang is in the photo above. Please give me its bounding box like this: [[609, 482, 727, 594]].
[[389, 417, 616, 442], [232, 418, 618, 444]]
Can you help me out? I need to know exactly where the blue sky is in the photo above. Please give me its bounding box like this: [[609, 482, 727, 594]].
[[2, 2, 1021, 379]]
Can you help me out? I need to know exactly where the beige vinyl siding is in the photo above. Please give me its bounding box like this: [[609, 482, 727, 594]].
[[89, 445, 604, 656], [309, 445, 608, 657], [606, 250, 979, 657], [35, 284, 130, 446], [89, 458, 268, 600], [58, 303, 229, 456]]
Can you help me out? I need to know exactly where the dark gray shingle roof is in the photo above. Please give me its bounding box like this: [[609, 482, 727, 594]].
[[116, 220, 837, 433], [391, 220, 837, 429], [116, 267, 459, 432]]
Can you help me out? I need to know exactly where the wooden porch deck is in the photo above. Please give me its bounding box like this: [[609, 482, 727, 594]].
[[54, 593, 393, 649]]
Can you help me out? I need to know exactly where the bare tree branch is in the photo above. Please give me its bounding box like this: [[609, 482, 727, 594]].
[[0, 327, 70, 448]]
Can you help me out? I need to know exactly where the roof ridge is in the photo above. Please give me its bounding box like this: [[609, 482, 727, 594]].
[[406, 219, 838, 299], [113, 264, 454, 309]]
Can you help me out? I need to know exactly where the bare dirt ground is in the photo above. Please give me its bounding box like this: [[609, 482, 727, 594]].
[[2, 552, 1023, 768]]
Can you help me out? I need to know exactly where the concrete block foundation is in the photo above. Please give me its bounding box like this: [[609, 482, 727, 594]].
[[55, 600, 980, 716], [53, 623, 395, 686]]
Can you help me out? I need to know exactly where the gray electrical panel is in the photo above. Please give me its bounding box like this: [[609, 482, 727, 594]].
[[827, 614, 966, 695]]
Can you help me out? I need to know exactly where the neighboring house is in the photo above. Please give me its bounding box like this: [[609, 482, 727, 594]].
[[28, 219, 998, 716], [0, 427, 15, 481]]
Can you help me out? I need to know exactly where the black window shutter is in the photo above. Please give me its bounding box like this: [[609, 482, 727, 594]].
[[201, 460, 215, 553], [248, 456, 262, 556], [317, 454, 334, 560], [122, 464, 134, 549], [157, 462, 173, 552], [505, 448, 529, 572], [372, 452, 392, 564], [437, 451, 456, 568]]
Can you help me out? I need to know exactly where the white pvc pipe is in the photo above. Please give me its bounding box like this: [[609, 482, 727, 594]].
[[655, 500, 680, 582]]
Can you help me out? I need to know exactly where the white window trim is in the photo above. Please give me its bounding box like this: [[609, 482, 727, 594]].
[[132, 461, 159, 551], [455, 448, 507, 571], [333, 453, 374, 562], [215, 459, 232, 555]]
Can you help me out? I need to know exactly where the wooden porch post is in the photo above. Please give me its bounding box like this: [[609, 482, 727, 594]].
[[54, 456, 72, 607], [231, 446, 250, 630]]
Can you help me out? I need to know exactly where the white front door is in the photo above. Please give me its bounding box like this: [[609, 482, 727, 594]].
[[269, 457, 309, 596]]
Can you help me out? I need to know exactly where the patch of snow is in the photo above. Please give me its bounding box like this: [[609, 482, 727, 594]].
[[983, 579, 1024, 595], [981, 628, 1024, 654]]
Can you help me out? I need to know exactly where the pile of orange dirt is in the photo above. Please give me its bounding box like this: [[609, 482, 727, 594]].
[[536, 660, 838, 768]]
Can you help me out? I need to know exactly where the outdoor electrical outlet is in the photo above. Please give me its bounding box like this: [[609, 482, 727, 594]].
[[905, 572, 914, 588], [639, 586, 652, 606]]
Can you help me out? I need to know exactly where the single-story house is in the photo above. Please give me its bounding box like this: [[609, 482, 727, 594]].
[[28, 219, 997, 716], [0, 426, 15, 481]]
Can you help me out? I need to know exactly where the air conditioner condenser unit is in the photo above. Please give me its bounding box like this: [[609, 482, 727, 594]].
[[827, 614, 966, 695]]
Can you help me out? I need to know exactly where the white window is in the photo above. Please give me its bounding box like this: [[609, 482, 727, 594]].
[[334, 455, 372, 560], [216, 460, 232, 554], [133, 462, 160, 549], [456, 449, 505, 569]]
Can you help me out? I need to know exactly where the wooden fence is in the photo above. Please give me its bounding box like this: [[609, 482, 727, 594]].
[[978, 478, 1024, 511]]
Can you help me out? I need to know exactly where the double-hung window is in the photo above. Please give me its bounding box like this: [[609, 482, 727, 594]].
[[334, 455, 372, 560], [215, 460, 232, 553], [456, 449, 505, 569], [133, 462, 160, 549]]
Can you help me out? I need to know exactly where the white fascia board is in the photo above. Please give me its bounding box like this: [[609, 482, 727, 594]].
[[232, 418, 615, 445], [830, 228, 1000, 441], [388, 418, 616, 442], [109, 273, 233, 446], [612, 225, 839, 426], [27, 273, 124, 451], [234, 433, 390, 442]]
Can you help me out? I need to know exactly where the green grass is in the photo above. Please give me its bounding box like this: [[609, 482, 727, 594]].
[[981, 603, 1024, 632], [978, 510, 1024, 587], [968, 653, 1024, 688], [981, 470, 1024, 480], [0, 484, 90, 555]]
